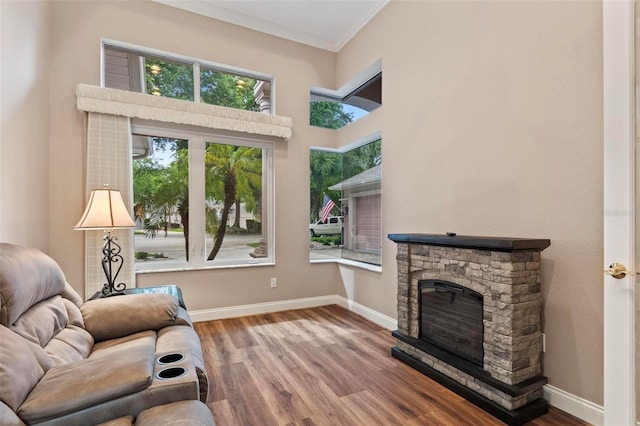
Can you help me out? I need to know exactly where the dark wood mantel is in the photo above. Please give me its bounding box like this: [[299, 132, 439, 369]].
[[387, 233, 550, 252]]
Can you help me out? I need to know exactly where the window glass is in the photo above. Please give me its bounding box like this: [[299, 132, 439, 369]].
[[104, 45, 142, 92], [309, 139, 382, 266], [204, 142, 265, 263], [144, 57, 194, 101], [309, 99, 356, 129], [310, 73, 381, 129], [200, 68, 260, 111], [133, 138, 189, 269]]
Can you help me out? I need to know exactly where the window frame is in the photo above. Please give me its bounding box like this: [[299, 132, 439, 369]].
[[101, 38, 277, 114], [131, 120, 275, 273]]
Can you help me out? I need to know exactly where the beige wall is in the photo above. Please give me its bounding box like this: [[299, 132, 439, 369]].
[[1, 0, 605, 409], [45, 0, 342, 307], [0, 1, 52, 251], [336, 0, 604, 405]]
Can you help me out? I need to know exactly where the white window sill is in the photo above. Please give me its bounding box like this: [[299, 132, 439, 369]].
[[135, 261, 276, 274], [310, 258, 382, 273]]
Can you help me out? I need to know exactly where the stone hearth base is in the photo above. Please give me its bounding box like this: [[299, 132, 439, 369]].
[[391, 346, 549, 426]]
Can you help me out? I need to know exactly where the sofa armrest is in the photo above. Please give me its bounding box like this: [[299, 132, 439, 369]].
[[18, 348, 154, 424], [81, 294, 178, 342], [175, 307, 193, 327]]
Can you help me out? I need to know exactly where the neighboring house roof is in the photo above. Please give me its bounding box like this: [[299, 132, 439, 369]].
[[329, 164, 381, 191]]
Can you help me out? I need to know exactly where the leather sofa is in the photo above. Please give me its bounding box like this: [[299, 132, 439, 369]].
[[0, 243, 213, 425]]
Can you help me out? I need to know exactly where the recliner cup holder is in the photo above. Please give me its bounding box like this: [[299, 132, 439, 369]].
[[157, 353, 185, 364], [156, 367, 187, 380]]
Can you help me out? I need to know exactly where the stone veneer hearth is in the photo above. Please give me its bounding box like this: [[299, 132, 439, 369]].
[[388, 233, 551, 426]]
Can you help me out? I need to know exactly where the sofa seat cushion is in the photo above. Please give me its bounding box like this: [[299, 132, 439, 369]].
[[95, 416, 136, 426], [94, 401, 215, 426], [135, 400, 215, 426], [18, 332, 156, 423], [90, 330, 155, 361]]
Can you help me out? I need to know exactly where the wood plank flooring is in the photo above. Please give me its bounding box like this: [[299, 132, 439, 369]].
[[194, 305, 589, 426]]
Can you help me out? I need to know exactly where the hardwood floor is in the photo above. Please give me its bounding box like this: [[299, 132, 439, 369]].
[[194, 305, 589, 426]]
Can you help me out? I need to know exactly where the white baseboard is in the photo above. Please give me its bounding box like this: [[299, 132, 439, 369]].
[[543, 384, 603, 426], [188, 295, 338, 322], [334, 295, 397, 330], [189, 293, 398, 330], [190, 296, 604, 426]]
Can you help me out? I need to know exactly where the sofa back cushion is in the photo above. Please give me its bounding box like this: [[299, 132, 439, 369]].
[[10, 296, 68, 346], [0, 243, 67, 327], [0, 244, 93, 365], [0, 326, 53, 412], [44, 325, 94, 365]]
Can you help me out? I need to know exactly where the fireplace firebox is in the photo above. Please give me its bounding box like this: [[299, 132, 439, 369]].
[[420, 280, 484, 367], [388, 233, 551, 426]]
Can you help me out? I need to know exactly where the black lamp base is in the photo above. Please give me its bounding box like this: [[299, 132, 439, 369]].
[[99, 231, 128, 298], [98, 287, 126, 298]]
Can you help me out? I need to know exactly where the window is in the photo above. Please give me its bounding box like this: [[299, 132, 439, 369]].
[[103, 41, 271, 113], [310, 69, 381, 129], [132, 125, 273, 272], [310, 136, 382, 266], [96, 41, 284, 274]]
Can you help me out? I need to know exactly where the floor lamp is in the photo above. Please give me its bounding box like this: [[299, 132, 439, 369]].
[[74, 188, 136, 297]]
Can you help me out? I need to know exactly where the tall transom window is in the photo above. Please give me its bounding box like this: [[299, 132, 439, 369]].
[[102, 41, 273, 114]]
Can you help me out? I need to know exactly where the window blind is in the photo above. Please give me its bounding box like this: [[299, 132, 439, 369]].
[[83, 113, 134, 297]]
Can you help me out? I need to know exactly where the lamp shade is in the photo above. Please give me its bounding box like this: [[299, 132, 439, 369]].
[[74, 189, 136, 230]]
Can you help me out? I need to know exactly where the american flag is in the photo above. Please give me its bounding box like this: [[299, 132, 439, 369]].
[[321, 194, 336, 223]]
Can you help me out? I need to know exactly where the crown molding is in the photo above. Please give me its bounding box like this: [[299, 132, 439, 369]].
[[151, 0, 389, 53]]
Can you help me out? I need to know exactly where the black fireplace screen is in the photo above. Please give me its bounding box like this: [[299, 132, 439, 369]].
[[419, 280, 484, 367]]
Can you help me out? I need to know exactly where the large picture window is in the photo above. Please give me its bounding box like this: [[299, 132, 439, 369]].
[[132, 125, 273, 272], [310, 136, 382, 266]]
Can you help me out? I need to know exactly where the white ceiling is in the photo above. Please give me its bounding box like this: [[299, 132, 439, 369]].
[[151, 0, 389, 52]]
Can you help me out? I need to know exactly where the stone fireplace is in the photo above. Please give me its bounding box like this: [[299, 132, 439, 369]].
[[388, 233, 551, 426]]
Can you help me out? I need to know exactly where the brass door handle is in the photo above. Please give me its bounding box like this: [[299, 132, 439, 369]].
[[604, 263, 639, 279]]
